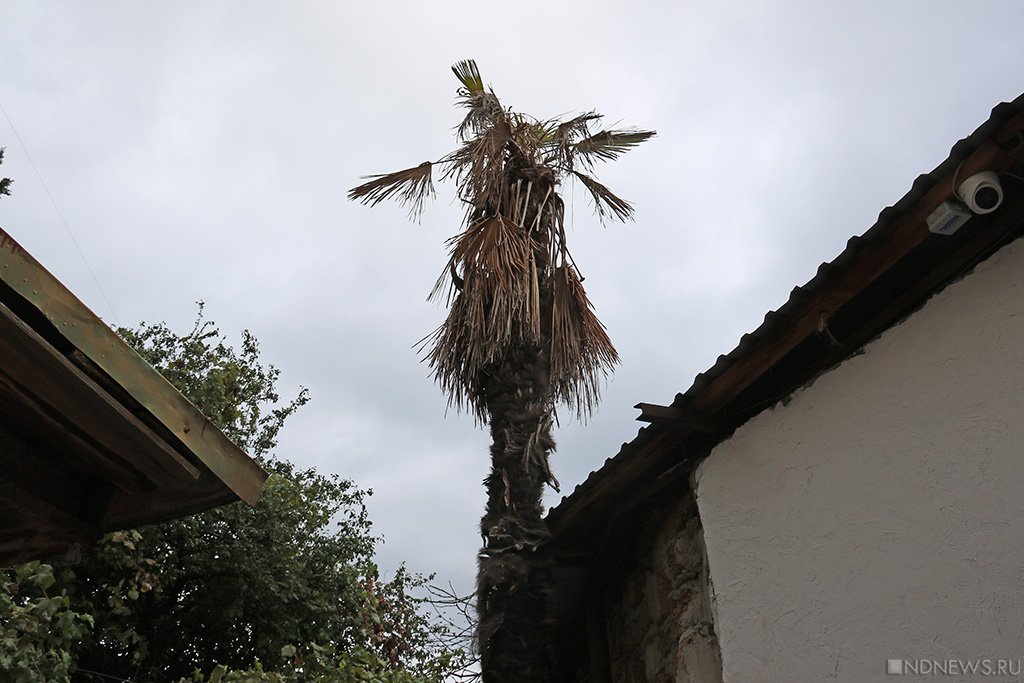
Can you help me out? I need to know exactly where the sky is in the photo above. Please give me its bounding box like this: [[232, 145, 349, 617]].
[[2, 1, 1023, 604]]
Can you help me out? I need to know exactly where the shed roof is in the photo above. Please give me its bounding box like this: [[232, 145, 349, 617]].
[[543, 94, 1024, 628], [0, 227, 267, 565]]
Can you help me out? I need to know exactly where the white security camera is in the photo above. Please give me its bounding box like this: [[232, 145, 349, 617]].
[[957, 171, 1003, 214]]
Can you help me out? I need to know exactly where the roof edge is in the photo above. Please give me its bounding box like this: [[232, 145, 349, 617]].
[[548, 93, 1024, 533], [0, 227, 267, 505]]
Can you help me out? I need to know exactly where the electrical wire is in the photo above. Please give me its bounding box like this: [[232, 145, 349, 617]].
[[0, 101, 120, 326]]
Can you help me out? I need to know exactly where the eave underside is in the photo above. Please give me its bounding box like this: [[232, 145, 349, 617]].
[[0, 231, 262, 565]]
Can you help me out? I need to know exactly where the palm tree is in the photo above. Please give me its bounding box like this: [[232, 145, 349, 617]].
[[350, 60, 653, 681]]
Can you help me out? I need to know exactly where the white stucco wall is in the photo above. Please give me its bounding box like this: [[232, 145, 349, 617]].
[[693, 238, 1024, 682]]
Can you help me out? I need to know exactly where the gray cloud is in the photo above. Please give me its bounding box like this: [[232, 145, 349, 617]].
[[3, 0, 1024, 601]]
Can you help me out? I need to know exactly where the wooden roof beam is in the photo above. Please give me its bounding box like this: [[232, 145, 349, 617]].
[[634, 403, 721, 432], [0, 299, 200, 488]]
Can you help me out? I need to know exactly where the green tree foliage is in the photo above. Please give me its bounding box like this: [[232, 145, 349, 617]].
[[0, 563, 91, 683], [1, 147, 13, 198], [1, 307, 466, 682]]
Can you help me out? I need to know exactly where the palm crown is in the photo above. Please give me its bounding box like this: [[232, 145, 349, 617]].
[[350, 59, 654, 421]]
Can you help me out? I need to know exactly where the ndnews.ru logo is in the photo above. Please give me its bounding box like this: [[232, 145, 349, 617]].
[[887, 658, 1022, 676]]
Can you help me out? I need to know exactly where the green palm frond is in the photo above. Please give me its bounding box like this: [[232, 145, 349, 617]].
[[572, 128, 656, 168], [348, 162, 434, 221], [572, 170, 635, 223], [452, 59, 485, 96]]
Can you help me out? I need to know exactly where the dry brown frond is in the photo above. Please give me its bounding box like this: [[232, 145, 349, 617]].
[[543, 112, 603, 168], [425, 215, 543, 419], [456, 93, 504, 141], [555, 112, 602, 144], [483, 117, 513, 157], [348, 162, 435, 221], [572, 170, 635, 223], [445, 215, 531, 293], [549, 265, 619, 418], [573, 128, 656, 169], [442, 116, 518, 216]]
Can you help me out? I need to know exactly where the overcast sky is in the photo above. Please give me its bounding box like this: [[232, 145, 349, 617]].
[[3, 1, 1023, 600]]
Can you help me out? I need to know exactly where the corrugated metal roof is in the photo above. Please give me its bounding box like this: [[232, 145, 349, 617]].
[[547, 93, 1024, 533]]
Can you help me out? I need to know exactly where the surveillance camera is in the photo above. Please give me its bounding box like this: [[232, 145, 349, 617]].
[[957, 171, 1003, 214]]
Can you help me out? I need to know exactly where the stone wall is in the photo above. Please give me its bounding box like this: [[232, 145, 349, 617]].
[[603, 488, 722, 682]]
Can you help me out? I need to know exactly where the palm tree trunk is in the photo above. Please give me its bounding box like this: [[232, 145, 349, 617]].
[[477, 344, 557, 682]]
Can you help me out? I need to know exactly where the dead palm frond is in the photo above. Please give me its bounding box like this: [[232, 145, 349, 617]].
[[571, 170, 635, 223], [348, 161, 435, 221], [426, 215, 542, 419], [542, 111, 603, 169], [554, 112, 603, 145], [572, 128, 656, 169], [435, 214, 532, 300], [442, 118, 513, 210], [549, 265, 618, 418]]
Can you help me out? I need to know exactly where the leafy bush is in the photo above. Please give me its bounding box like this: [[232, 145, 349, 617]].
[[1, 307, 467, 682]]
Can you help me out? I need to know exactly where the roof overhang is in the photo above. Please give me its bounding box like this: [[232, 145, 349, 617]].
[[0, 228, 268, 564], [543, 94, 1024, 629]]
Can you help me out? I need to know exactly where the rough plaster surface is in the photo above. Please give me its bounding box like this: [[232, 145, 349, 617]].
[[605, 491, 722, 683], [694, 238, 1024, 682]]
